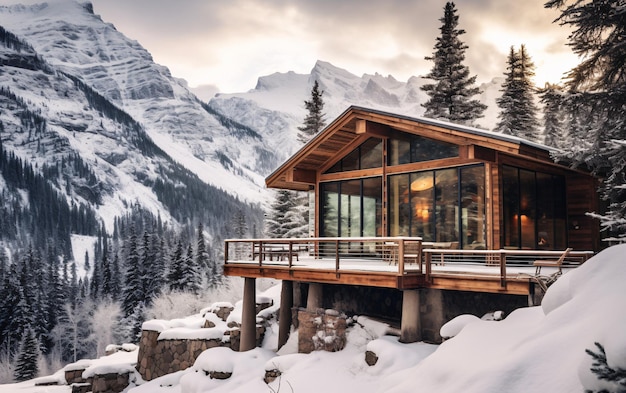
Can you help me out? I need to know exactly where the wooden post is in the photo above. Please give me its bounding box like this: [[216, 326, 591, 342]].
[[500, 251, 507, 289], [278, 280, 293, 350], [239, 278, 256, 351]]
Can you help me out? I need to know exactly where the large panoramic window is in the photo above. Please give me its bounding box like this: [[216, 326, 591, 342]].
[[502, 165, 566, 250], [388, 133, 458, 166], [320, 177, 383, 239], [388, 165, 485, 249], [325, 138, 383, 173]]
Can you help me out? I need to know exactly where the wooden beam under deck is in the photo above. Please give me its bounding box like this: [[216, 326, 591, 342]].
[[223, 264, 533, 294]]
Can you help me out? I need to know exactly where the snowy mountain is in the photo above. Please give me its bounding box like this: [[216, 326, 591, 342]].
[[0, 1, 273, 211], [209, 60, 503, 159], [0, 0, 503, 261]]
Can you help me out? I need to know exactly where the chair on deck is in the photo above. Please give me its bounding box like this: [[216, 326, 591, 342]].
[[403, 241, 421, 265], [533, 248, 572, 275]]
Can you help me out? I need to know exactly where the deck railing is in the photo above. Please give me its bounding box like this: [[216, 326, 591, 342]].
[[224, 237, 424, 275], [224, 237, 594, 288]]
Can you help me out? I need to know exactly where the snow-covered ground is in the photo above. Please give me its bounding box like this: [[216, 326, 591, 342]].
[[3, 244, 625, 393]]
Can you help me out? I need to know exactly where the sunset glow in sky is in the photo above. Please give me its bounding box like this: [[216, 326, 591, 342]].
[[1, 0, 580, 94]]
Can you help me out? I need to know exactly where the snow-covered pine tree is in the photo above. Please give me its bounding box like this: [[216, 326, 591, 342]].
[[297, 80, 326, 144], [196, 223, 215, 288], [100, 239, 112, 299], [167, 240, 185, 292], [495, 45, 541, 141], [13, 326, 39, 382], [421, 1, 486, 126], [182, 244, 201, 294], [546, 0, 626, 239], [109, 252, 122, 302], [144, 232, 164, 302], [266, 190, 298, 238], [90, 246, 102, 299], [584, 342, 626, 392], [121, 226, 145, 320], [539, 83, 566, 147]]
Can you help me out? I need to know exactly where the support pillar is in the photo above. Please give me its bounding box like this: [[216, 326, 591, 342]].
[[400, 289, 421, 343], [306, 283, 323, 310], [240, 277, 256, 351], [278, 280, 293, 350]]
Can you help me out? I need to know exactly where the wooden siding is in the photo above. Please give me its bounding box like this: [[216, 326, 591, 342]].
[[567, 173, 601, 251]]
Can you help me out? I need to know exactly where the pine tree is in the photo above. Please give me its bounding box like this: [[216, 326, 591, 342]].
[[421, 2, 486, 126], [584, 342, 626, 392], [167, 241, 185, 292], [196, 223, 214, 288], [144, 232, 164, 302], [100, 240, 112, 299], [539, 83, 566, 147], [547, 0, 626, 239], [495, 45, 541, 141], [297, 80, 326, 144], [121, 226, 144, 317], [266, 190, 298, 238], [13, 326, 39, 382], [182, 244, 201, 294]]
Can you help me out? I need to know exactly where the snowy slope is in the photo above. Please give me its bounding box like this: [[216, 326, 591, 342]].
[[3, 244, 624, 393]]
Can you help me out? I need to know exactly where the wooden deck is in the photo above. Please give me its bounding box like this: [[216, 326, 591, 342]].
[[223, 237, 593, 295]]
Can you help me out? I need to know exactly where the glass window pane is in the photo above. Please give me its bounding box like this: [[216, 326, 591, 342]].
[[388, 138, 411, 166], [360, 139, 383, 169], [388, 174, 410, 236], [503, 166, 520, 248], [552, 175, 567, 249], [410, 172, 435, 241], [435, 169, 459, 245], [321, 182, 339, 237], [388, 133, 458, 166], [536, 172, 555, 249], [519, 169, 536, 249], [461, 166, 486, 249], [411, 136, 458, 163], [362, 177, 382, 237], [341, 149, 360, 172], [339, 180, 361, 239]]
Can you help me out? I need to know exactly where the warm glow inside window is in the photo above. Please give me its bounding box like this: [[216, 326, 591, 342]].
[[388, 165, 485, 249]]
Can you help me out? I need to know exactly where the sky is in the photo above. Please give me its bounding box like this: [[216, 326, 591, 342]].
[[0, 0, 580, 94]]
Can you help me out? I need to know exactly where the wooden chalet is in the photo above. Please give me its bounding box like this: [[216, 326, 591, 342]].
[[224, 106, 600, 350]]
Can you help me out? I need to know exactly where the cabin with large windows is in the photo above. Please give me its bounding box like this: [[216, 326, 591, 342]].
[[224, 106, 599, 350]]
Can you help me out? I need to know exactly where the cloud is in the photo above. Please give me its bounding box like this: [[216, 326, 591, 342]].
[[4, 0, 578, 92]]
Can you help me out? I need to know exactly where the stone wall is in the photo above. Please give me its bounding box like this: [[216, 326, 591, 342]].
[[136, 330, 226, 381], [91, 372, 129, 393], [297, 308, 347, 353], [137, 301, 272, 381]]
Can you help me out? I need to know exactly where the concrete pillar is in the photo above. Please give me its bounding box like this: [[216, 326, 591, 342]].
[[239, 277, 256, 351], [400, 289, 421, 343], [278, 280, 293, 350], [306, 283, 323, 310]]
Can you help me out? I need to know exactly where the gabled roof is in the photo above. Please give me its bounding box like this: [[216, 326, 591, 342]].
[[266, 106, 560, 191]]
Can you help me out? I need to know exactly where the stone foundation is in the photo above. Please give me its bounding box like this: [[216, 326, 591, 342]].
[[297, 308, 347, 353]]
